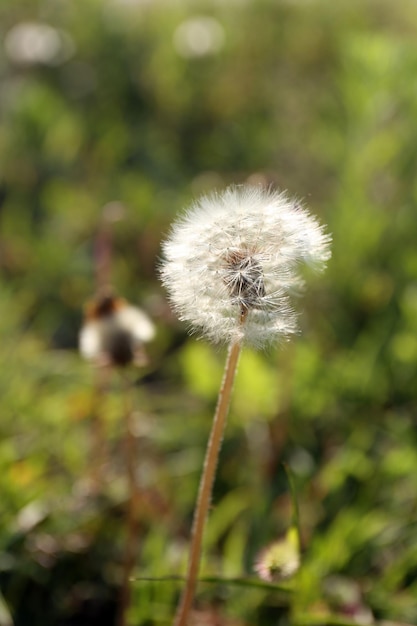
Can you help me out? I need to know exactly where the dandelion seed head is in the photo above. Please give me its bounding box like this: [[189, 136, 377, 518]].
[[254, 533, 300, 582], [79, 292, 155, 367], [161, 185, 331, 347]]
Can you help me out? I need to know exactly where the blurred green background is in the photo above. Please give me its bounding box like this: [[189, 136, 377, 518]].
[[2, 0, 417, 624]]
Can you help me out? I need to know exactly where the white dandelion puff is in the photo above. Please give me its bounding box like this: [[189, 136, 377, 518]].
[[161, 185, 331, 347], [79, 292, 155, 368], [254, 528, 301, 582]]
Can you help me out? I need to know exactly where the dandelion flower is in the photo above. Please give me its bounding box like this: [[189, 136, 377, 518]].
[[161, 185, 331, 347], [79, 291, 155, 367]]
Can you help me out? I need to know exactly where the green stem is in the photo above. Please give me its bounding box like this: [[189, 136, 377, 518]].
[[173, 340, 242, 626]]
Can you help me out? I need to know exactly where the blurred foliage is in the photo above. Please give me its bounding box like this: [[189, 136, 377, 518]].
[[1, 0, 417, 624]]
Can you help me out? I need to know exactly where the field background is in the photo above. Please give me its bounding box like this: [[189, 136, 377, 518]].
[[1, 0, 417, 624]]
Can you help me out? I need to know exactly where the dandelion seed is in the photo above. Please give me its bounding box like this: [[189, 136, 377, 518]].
[[161, 185, 331, 347]]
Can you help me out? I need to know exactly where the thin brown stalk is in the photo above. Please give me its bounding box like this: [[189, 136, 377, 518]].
[[173, 338, 242, 626], [117, 374, 140, 626], [95, 203, 121, 291], [89, 366, 110, 491]]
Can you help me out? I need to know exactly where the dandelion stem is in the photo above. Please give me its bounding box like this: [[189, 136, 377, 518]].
[[117, 373, 139, 626], [174, 338, 242, 626], [89, 366, 110, 491]]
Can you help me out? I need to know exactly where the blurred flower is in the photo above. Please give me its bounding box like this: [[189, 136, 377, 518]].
[[79, 291, 155, 368], [254, 527, 300, 582], [173, 16, 225, 58], [161, 185, 331, 347], [4, 22, 75, 66]]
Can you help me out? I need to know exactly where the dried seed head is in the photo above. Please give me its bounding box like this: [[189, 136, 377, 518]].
[[79, 291, 155, 368], [160, 185, 331, 347], [254, 529, 300, 582]]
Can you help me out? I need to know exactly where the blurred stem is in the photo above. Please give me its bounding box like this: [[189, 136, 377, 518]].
[[89, 366, 110, 491], [95, 220, 112, 291], [173, 339, 242, 626], [117, 373, 139, 626], [283, 463, 302, 551], [134, 574, 293, 594], [95, 201, 125, 290]]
